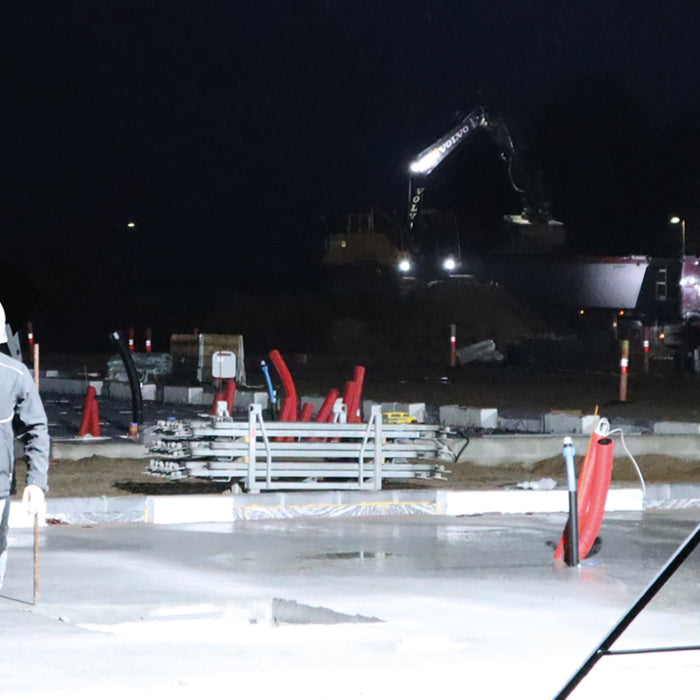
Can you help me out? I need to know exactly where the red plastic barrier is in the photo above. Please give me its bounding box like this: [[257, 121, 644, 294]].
[[211, 391, 225, 415], [555, 436, 600, 559], [555, 437, 614, 561], [269, 349, 297, 420], [344, 380, 361, 423], [577, 438, 614, 559], [352, 366, 366, 422], [300, 403, 314, 422], [315, 389, 339, 424], [78, 386, 100, 437], [225, 380, 237, 415]]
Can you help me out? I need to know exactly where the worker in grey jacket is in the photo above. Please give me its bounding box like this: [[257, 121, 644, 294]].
[[0, 303, 49, 589]]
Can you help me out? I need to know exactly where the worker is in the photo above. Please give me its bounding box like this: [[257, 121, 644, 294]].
[[0, 303, 49, 589]]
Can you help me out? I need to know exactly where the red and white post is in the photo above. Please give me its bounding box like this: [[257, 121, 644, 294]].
[[128, 327, 135, 352], [643, 326, 650, 374], [619, 339, 630, 402], [145, 327, 152, 353], [449, 323, 457, 368]]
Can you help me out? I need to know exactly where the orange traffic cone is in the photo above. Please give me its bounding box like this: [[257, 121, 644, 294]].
[[78, 386, 101, 437]]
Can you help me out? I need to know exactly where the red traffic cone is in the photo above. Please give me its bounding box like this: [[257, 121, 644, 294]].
[[78, 386, 100, 437]]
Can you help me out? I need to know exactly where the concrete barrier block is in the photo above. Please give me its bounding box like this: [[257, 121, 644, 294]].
[[145, 495, 234, 524], [109, 382, 157, 402], [40, 377, 103, 396], [497, 416, 544, 433], [9, 502, 46, 529], [544, 411, 597, 435], [653, 421, 700, 435], [300, 395, 327, 413], [163, 386, 204, 405], [443, 487, 642, 515], [235, 390, 269, 409], [440, 405, 498, 430]]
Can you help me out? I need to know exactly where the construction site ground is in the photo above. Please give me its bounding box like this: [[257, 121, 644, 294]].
[[19, 357, 700, 499], [4, 355, 700, 699]]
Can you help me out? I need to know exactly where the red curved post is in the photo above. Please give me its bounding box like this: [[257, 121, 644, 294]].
[[316, 389, 339, 423], [300, 403, 314, 422], [225, 380, 237, 415], [343, 380, 360, 423], [352, 366, 366, 422], [269, 349, 297, 420]]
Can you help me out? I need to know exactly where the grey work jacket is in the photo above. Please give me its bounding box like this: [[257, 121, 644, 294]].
[[0, 355, 49, 497]]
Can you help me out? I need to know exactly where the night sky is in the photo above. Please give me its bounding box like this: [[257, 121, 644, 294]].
[[6, 2, 700, 349]]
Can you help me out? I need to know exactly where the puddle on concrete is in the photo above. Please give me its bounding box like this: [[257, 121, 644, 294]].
[[310, 551, 392, 561]]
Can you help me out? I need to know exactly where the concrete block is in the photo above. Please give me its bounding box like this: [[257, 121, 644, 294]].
[[108, 382, 157, 402], [440, 405, 498, 430], [145, 495, 234, 524], [163, 386, 205, 405], [9, 502, 46, 529], [442, 487, 642, 515], [653, 421, 700, 435], [40, 377, 103, 396], [544, 411, 597, 435], [299, 395, 327, 413], [235, 390, 269, 409], [497, 416, 544, 433]]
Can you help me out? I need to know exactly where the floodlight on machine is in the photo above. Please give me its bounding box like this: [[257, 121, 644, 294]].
[[408, 108, 488, 176], [398, 258, 412, 273], [442, 256, 457, 272]]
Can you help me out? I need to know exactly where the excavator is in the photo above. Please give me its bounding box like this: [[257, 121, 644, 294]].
[[401, 105, 564, 276]]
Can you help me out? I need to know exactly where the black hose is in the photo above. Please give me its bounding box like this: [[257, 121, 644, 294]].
[[110, 330, 143, 426]]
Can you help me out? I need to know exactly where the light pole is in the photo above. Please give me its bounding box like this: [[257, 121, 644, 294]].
[[670, 216, 685, 257], [127, 221, 137, 281]]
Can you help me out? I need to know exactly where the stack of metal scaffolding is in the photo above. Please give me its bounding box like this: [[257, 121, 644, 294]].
[[148, 404, 453, 493]]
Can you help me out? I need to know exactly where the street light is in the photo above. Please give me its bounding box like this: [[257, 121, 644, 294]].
[[670, 216, 686, 257], [127, 221, 138, 282]]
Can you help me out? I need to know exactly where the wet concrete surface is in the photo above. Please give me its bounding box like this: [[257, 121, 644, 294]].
[[1, 511, 699, 698]]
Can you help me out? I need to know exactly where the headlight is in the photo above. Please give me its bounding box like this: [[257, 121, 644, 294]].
[[442, 257, 457, 271], [398, 259, 412, 273]]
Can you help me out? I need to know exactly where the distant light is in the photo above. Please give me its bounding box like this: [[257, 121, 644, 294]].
[[398, 259, 412, 273], [127, 221, 136, 228], [618, 310, 625, 316], [670, 216, 681, 225], [659, 332, 666, 339], [578, 309, 585, 315], [409, 149, 441, 174], [442, 257, 457, 272]]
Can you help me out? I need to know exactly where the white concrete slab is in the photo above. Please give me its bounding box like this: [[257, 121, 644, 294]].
[[0, 511, 698, 699]]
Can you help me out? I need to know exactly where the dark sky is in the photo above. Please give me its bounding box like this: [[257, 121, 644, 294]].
[[5, 2, 700, 344]]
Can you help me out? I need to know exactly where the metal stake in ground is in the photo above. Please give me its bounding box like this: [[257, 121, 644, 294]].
[[33, 512, 39, 605]]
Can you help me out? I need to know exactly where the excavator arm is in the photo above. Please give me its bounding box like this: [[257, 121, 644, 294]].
[[407, 106, 549, 228]]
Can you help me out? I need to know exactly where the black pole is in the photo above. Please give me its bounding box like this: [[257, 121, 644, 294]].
[[562, 437, 579, 567], [554, 521, 700, 699], [110, 330, 143, 426]]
